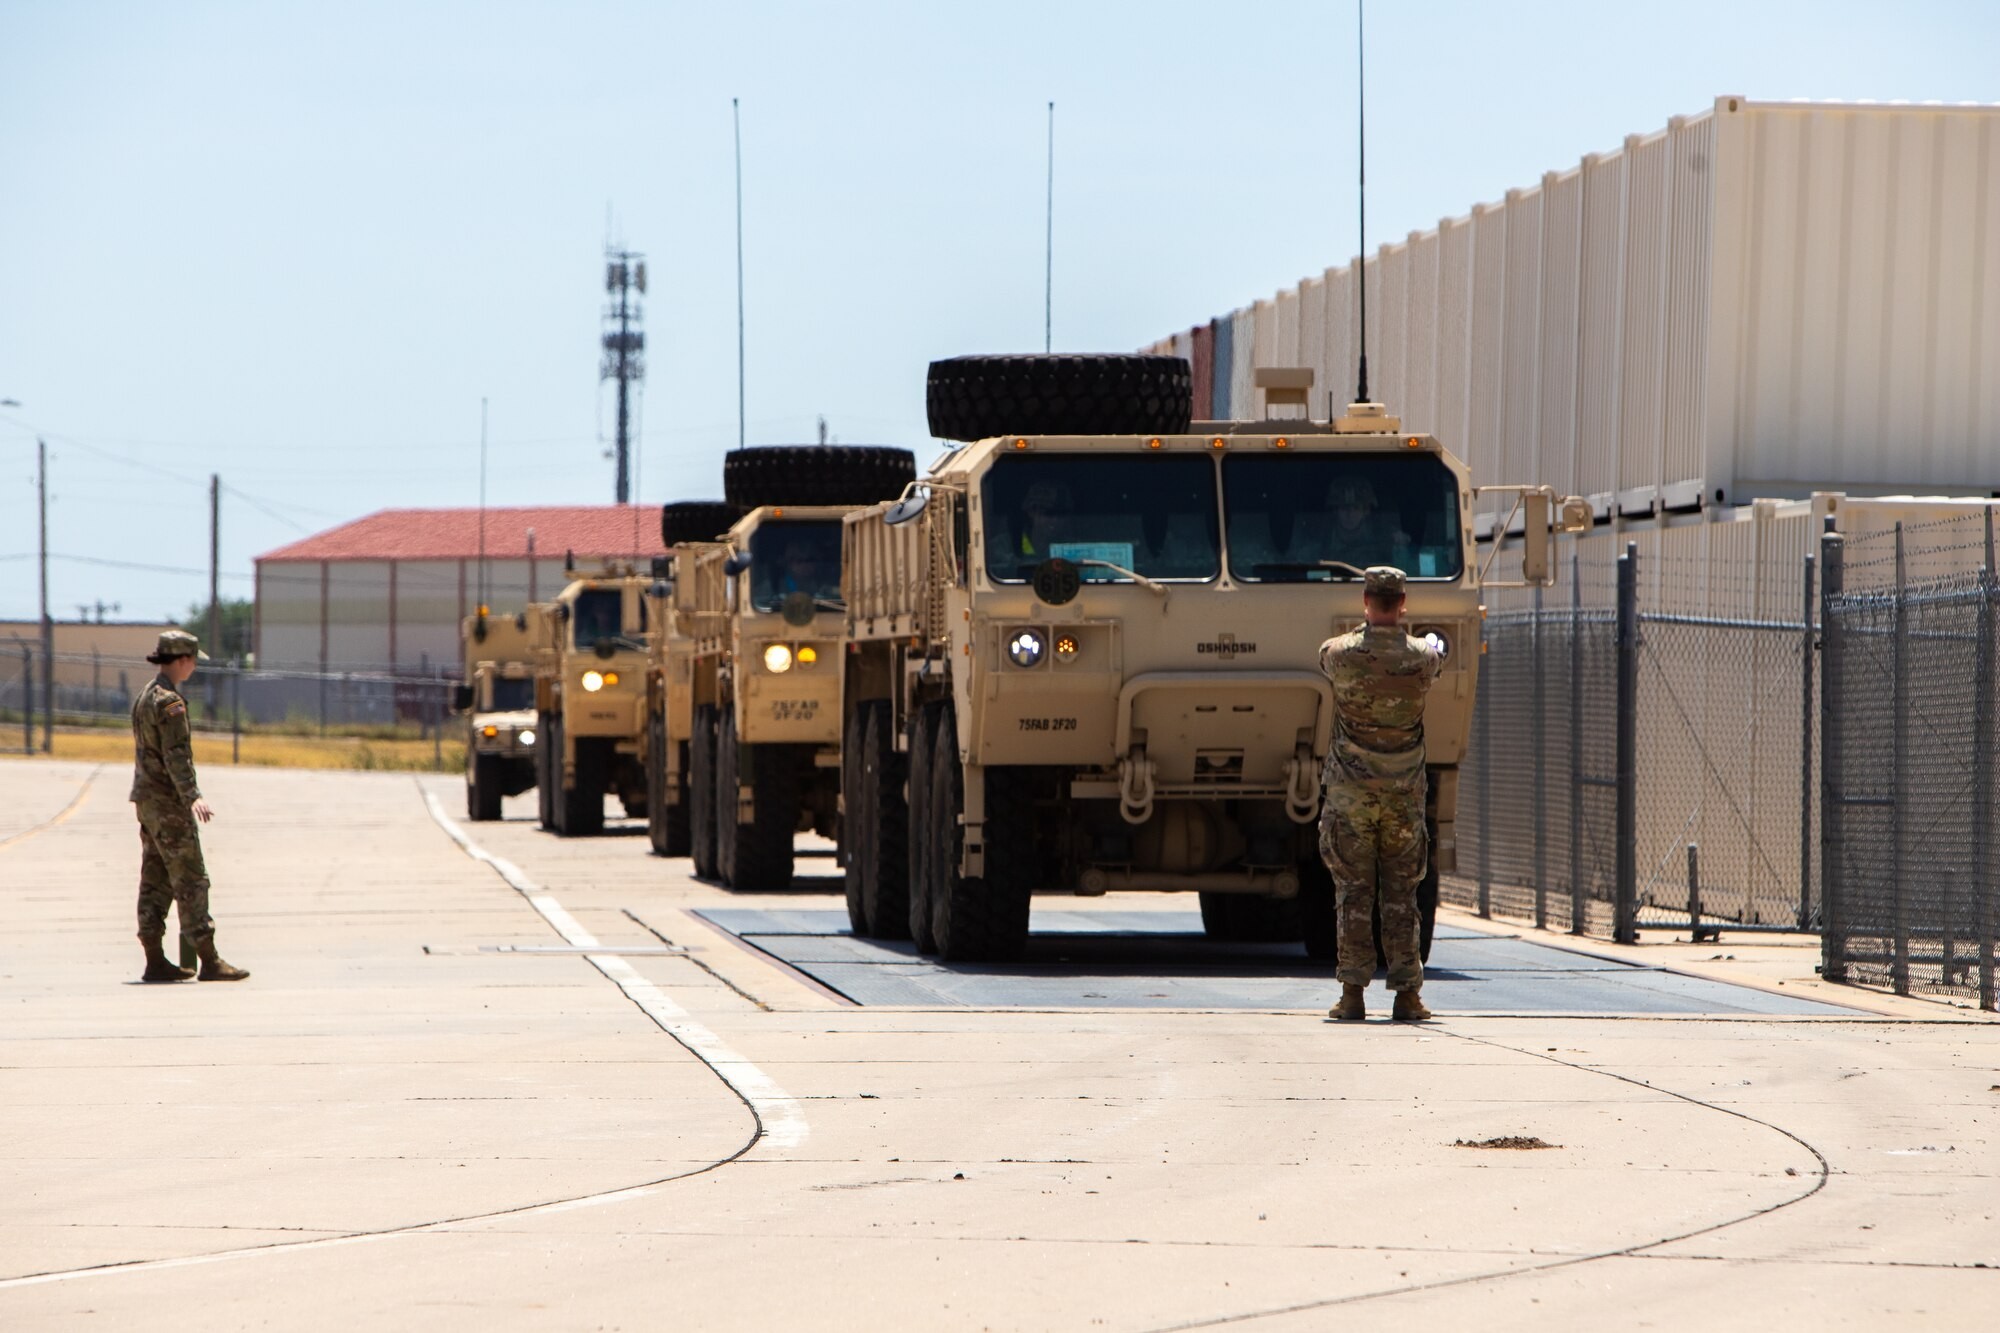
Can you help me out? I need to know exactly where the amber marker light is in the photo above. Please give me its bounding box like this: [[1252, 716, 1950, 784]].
[[482, 725, 498, 738], [797, 645, 818, 666], [1404, 436, 1421, 448], [1210, 437, 1227, 449], [1054, 633, 1079, 663], [1147, 437, 1163, 450], [1274, 437, 1290, 449], [1013, 438, 1029, 449], [603, 672, 619, 686]]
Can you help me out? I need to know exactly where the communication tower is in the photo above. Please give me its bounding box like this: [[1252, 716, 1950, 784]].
[[600, 248, 647, 503]]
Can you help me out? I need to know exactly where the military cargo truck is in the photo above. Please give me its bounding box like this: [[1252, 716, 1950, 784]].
[[453, 608, 538, 822], [530, 562, 654, 837], [681, 446, 916, 890], [641, 500, 740, 858], [840, 353, 1583, 961]]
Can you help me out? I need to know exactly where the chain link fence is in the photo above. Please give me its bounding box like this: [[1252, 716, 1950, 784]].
[[1821, 521, 1998, 1008]]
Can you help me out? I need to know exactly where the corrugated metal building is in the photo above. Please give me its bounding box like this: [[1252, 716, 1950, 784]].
[[1151, 97, 2000, 521], [254, 506, 670, 673]]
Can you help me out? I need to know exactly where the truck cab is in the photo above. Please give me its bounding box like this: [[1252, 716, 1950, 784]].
[[531, 566, 652, 836]]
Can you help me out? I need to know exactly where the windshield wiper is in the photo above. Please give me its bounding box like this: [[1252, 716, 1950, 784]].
[[1248, 560, 1368, 583], [1076, 559, 1170, 599]]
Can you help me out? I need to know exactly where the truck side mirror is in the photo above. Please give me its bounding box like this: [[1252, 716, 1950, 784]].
[[451, 684, 475, 713], [885, 491, 928, 525], [1521, 491, 1553, 587], [723, 552, 752, 577]]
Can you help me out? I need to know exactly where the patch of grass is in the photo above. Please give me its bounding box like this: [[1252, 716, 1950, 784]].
[[0, 728, 463, 773]]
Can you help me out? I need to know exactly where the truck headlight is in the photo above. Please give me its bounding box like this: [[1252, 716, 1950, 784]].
[[581, 670, 605, 692], [1419, 629, 1450, 659], [518, 729, 536, 746], [763, 643, 794, 673], [1007, 629, 1046, 668]]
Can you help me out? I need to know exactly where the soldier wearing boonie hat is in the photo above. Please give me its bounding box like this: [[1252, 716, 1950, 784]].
[[1315, 564, 1442, 1022], [129, 630, 248, 983]]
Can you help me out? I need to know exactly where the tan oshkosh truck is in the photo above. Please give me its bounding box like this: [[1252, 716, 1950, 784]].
[[640, 501, 740, 858], [531, 562, 654, 836], [453, 608, 539, 821], [840, 353, 1582, 961], [679, 446, 915, 890]]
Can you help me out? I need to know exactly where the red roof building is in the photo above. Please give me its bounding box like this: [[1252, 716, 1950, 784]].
[[254, 505, 668, 674]]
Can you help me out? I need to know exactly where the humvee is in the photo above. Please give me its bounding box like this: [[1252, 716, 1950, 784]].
[[839, 353, 1582, 961], [530, 562, 653, 836], [680, 446, 916, 889], [453, 608, 538, 821]]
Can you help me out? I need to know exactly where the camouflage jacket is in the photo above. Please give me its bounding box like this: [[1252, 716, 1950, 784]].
[[130, 673, 201, 806], [1318, 624, 1443, 789]]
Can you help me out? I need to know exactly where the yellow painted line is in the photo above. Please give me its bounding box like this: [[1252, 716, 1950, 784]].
[[0, 764, 101, 852]]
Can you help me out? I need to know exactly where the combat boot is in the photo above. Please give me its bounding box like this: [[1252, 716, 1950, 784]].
[[1330, 984, 1366, 1021], [139, 937, 194, 984], [195, 941, 250, 982], [1392, 989, 1433, 1022]]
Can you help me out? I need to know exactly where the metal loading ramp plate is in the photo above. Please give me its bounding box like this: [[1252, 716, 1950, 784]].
[[695, 909, 1858, 1015]]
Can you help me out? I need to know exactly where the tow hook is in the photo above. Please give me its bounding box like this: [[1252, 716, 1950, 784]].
[[1118, 746, 1156, 826], [1284, 744, 1320, 824]]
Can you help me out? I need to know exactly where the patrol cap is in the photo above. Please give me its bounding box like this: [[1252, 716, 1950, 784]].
[[1363, 566, 1407, 597], [146, 630, 210, 664]]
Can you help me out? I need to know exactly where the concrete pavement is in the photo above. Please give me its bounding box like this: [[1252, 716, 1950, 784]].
[[1, 758, 1993, 1329]]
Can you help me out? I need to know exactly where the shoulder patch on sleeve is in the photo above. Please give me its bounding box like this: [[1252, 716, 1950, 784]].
[[161, 698, 187, 718]]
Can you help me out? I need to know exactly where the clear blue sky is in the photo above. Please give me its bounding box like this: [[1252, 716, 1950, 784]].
[[2, 0, 1994, 624]]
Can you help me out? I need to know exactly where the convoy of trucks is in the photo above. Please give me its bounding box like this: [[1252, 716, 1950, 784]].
[[466, 353, 1575, 964]]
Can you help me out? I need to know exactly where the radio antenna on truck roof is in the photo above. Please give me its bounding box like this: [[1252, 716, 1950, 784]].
[[1354, 0, 1370, 407]]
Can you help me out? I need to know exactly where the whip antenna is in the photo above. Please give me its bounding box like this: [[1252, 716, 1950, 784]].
[[1354, 0, 1369, 406]]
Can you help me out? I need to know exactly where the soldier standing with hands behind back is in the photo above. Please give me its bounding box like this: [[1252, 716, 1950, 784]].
[[1318, 567, 1441, 1022], [131, 630, 248, 983]]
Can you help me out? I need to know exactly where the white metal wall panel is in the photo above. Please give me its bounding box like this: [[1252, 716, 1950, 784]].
[[1619, 131, 1672, 510], [1435, 216, 1474, 458], [1373, 241, 1408, 417], [1324, 264, 1354, 414], [1466, 203, 1508, 485], [1576, 152, 1627, 509], [1661, 111, 1717, 507], [1538, 168, 1585, 497], [1229, 306, 1256, 418], [1274, 287, 1301, 371], [256, 562, 323, 669], [1500, 186, 1544, 493], [326, 561, 392, 670], [1404, 229, 1441, 436], [1299, 276, 1328, 408]]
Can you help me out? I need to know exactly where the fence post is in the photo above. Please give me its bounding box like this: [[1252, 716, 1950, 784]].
[[1688, 842, 1717, 942], [1819, 527, 1847, 981], [20, 645, 32, 755], [1800, 549, 1816, 930], [1979, 509, 1996, 1011], [1891, 524, 1909, 996], [1532, 584, 1547, 929], [1614, 542, 1639, 944], [1476, 638, 1492, 919], [1569, 551, 1585, 936], [432, 676, 443, 772], [231, 662, 242, 765], [41, 642, 52, 753]]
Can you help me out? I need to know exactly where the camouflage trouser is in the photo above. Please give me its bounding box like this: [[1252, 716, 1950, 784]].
[[134, 801, 214, 948], [1318, 781, 1427, 991]]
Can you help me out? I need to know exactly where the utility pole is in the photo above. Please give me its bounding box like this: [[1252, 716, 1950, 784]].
[[600, 248, 647, 504], [208, 473, 220, 714], [38, 438, 52, 753]]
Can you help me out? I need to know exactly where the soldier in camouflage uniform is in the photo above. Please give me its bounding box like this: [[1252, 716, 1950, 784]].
[[1317, 566, 1442, 1021], [131, 630, 248, 983]]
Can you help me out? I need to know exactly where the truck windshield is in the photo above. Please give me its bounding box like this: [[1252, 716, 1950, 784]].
[[1223, 454, 1462, 581], [982, 454, 1219, 583], [570, 588, 628, 648], [748, 521, 844, 613], [490, 677, 534, 711]]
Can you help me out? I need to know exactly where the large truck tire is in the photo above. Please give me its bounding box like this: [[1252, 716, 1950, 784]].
[[560, 735, 606, 837], [930, 723, 1032, 962], [858, 702, 910, 939], [926, 354, 1193, 443], [722, 445, 916, 510], [646, 713, 691, 857], [689, 705, 719, 878], [842, 706, 873, 934], [469, 753, 504, 822], [716, 708, 799, 890], [905, 704, 940, 952], [660, 500, 741, 548]]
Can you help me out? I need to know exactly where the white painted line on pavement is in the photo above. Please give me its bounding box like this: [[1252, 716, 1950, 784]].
[[420, 788, 808, 1152]]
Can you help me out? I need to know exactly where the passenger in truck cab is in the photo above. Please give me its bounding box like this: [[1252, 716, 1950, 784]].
[[1015, 479, 1073, 557], [1320, 476, 1414, 568]]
